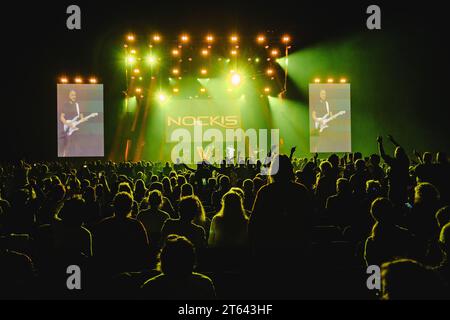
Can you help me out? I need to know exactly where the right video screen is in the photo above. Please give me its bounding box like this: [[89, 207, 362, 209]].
[[309, 83, 351, 153]]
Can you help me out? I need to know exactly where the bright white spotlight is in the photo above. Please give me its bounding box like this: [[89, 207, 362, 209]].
[[158, 93, 167, 102], [231, 73, 241, 86]]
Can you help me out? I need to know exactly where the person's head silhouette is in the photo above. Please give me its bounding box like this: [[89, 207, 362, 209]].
[[159, 234, 195, 278]]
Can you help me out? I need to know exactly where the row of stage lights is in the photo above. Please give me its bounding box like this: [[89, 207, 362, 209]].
[[124, 33, 290, 63], [58, 76, 99, 84], [314, 78, 348, 83], [126, 50, 282, 62], [128, 66, 278, 79], [126, 33, 291, 45], [133, 85, 273, 98]]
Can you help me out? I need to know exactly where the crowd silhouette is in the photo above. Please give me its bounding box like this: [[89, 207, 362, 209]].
[[0, 135, 449, 299]]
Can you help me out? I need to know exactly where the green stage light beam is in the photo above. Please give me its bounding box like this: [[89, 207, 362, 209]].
[[267, 96, 309, 156]]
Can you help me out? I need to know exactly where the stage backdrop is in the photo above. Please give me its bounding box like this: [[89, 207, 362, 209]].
[[57, 84, 104, 157], [309, 83, 351, 153], [163, 98, 244, 163]]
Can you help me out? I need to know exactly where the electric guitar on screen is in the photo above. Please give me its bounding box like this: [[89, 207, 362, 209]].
[[313, 110, 346, 133], [64, 113, 98, 136]]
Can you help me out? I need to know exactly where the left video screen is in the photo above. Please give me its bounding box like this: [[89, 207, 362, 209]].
[[57, 84, 104, 157]]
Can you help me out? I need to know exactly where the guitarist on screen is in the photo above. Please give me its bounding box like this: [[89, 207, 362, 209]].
[[311, 89, 345, 134], [59, 89, 98, 156]]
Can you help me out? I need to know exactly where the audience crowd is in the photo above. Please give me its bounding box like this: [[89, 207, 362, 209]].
[[0, 135, 449, 299]]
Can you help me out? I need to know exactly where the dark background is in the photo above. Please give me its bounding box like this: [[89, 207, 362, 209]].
[[1, 0, 449, 160]]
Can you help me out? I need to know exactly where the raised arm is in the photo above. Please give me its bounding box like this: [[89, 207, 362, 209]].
[[377, 136, 386, 158], [182, 163, 196, 172], [387, 134, 401, 148], [289, 146, 297, 161]]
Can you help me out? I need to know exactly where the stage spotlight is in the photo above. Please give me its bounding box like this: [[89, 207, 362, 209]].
[[206, 35, 214, 43], [172, 49, 180, 56], [201, 49, 209, 56], [230, 35, 238, 43], [314, 78, 321, 83], [135, 88, 142, 94], [231, 73, 241, 86], [146, 56, 157, 65], [200, 68, 208, 75], [130, 49, 137, 55], [281, 35, 291, 44], [180, 34, 189, 43], [264, 87, 271, 93], [126, 34, 135, 42], [231, 50, 238, 56], [152, 34, 161, 42], [158, 93, 167, 102], [271, 49, 279, 57], [133, 68, 140, 74], [327, 78, 334, 83], [257, 35, 266, 43], [172, 68, 180, 75], [173, 88, 179, 93], [60, 77, 68, 83], [75, 77, 83, 83], [89, 77, 97, 84], [266, 68, 274, 76], [200, 87, 206, 93], [255, 58, 260, 63], [340, 78, 347, 83], [127, 56, 136, 65]]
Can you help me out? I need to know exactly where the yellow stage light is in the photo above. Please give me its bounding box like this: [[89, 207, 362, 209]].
[[264, 87, 271, 93], [173, 88, 179, 93], [89, 78, 97, 84], [201, 49, 209, 56], [200, 88, 206, 93], [172, 68, 180, 75], [152, 34, 161, 42], [314, 78, 321, 83], [60, 77, 68, 83], [200, 68, 207, 75], [180, 34, 189, 43], [126, 34, 135, 41], [340, 78, 347, 83], [172, 49, 180, 56], [271, 49, 279, 57], [281, 35, 291, 44], [266, 68, 274, 76], [74, 77, 83, 83], [327, 78, 334, 83], [206, 35, 214, 42], [231, 50, 238, 56], [230, 35, 238, 43], [135, 88, 142, 93], [257, 35, 266, 43]]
